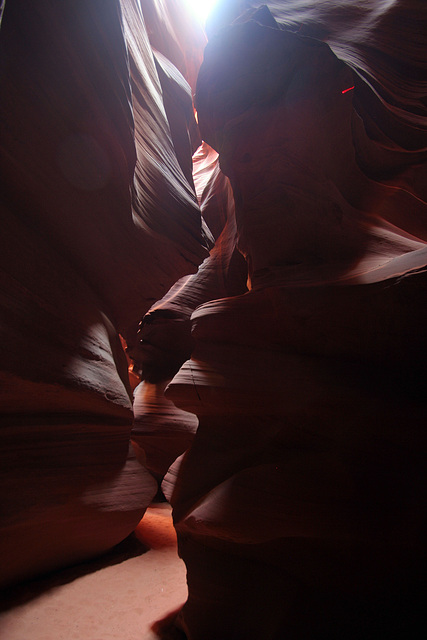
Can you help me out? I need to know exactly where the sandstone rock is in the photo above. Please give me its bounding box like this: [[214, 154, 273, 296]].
[[132, 380, 198, 484], [0, 0, 207, 586], [139, 0, 207, 94], [131, 142, 247, 490], [161, 5, 427, 637]]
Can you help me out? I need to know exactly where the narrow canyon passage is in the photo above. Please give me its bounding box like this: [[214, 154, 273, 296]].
[[1, 0, 426, 638]]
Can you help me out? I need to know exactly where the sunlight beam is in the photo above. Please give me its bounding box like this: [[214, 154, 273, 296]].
[[184, 0, 217, 25]]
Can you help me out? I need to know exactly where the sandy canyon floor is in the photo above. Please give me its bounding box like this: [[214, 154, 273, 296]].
[[0, 503, 187, 640]]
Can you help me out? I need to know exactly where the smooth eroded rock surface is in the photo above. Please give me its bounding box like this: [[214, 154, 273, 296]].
[[0, 0, 207, 586], [160, 4, 427, 638]]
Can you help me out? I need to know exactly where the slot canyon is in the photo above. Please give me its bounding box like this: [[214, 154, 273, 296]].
[[1, 1, 426, 638]]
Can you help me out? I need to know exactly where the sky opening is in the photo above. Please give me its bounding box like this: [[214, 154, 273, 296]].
[[183, 0, 217, 25]]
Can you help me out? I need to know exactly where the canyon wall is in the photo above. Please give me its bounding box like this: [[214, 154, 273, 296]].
[[0, 0, 207, 587], [158, 3, 426, 638], [1, 1, 426, 637]]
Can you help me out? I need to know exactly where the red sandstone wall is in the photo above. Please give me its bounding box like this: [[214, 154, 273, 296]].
[[0, 0, 207, 587]]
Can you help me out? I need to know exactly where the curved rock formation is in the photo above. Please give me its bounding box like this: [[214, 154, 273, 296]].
[[160, 4, 427, 638], [0, 0, 207, 586], [2, 4, 426, 635], [132, 142, 247, 490], [140, 0, 207, 94]]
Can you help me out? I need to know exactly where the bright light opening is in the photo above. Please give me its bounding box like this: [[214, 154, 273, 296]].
[[184, 0, 217, 25]]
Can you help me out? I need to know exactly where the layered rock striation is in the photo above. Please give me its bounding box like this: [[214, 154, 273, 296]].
[[160, 4, 427, 638], [132, 141, 247, 490], [0, 0, 207, 586]]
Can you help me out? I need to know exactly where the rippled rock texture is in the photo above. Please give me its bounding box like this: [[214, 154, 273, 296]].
[[0, 0, 208, 586], [2, 2, 426, 635], [132, 141, 247, 491], [159, 3, 427, 638]]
